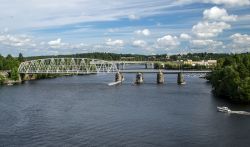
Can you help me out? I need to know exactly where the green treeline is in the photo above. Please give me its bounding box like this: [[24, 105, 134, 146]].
[[0, 54, 22, 70], [25, 52, 230, 61], [207, 53, 250, 102], [0, 53, 23, 83], [26, 52, 145, 61]]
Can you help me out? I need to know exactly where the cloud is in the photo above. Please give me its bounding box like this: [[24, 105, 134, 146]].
[[0, 34, 35, 47], [132, 40, 147, 48], [203, 6, 237, 22], [230, 33, 250, 45], [180, 33, 192, 40], [176, 0, 250, 6], [191, 39, 223, 47], [205, 0, 250, 6], [128, 14, 140, 20], [135, 29, 151, 36], [157, 35, 180, 47], [47, 38, 67, 48], [192, 21, 231, 38], [227, 33, 250, 53], [106, 38, 124, 46], [48, 38, 61, 46]]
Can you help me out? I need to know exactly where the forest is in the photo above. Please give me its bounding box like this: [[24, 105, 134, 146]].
[[207, 53, 250, 102]]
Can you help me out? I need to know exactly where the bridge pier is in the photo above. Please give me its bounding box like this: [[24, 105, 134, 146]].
[[19, 73, 25, 81], [115, 72, 123, 82], [151, 63, 154, 69], [135, 72, 143, 84], [177, 72, 185, 85], [116, 63, 120, 70], [157, 71, 164, 84], [122, 63, 125, 70]]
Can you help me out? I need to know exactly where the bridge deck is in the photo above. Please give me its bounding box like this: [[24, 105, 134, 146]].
[[19, 70, 211, 74], [118, 70, 211, 74]]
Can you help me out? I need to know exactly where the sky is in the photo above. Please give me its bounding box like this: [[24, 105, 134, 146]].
[[0, 0, 250, 56]]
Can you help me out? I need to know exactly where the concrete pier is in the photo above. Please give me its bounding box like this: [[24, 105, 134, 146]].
[[115, 72, 123, 82], [135, 72, 143, 84], [157, 71, 164, 84], [177, 72, 185, 85]]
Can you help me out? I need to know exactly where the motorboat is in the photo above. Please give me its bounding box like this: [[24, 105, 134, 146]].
[[108, 77, 125, 86], [180, 81, 186, 85], [217, 106, 231, 113]]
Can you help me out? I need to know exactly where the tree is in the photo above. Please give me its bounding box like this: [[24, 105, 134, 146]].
[[10, 67, 19, 81], [208, 53, 250, 102], [0, 74, 5, 84], [18, 53, 24, 62]]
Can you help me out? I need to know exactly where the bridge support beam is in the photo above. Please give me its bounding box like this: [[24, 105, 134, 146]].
[[177, 72, 185, 85], [115, 72, 123, 82], [157, 71, 164, 84], [19, 73, 25, 82], [122, 63, 125, 70], [135, 72, 143, 84], [116, 63, 120, 70]]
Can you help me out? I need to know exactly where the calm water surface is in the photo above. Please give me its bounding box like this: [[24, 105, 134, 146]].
[[0, 73, 250, 147]]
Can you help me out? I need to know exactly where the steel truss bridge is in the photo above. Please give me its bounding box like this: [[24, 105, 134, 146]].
[[18, 58, 211, 74]]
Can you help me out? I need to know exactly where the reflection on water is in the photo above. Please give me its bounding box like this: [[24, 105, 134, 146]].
[[0, 73, 250, 147]]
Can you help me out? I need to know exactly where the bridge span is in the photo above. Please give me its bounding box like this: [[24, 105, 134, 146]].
[[18, 58, 211, 84], [18, 58, 211, 74], [117, 70, 211, 74]]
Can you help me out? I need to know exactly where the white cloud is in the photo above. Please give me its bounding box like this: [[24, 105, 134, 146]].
[[106, 38, 124, 46], [203, 6, 237, 22], [192, 21, 231, 38], [227, 33, 250, 53], [47, 38, 67, 48], [205, 0, 250, 6], [176, 0, 250, 6], [0, 0, 180, 29], [180, 33, 192, 40], [135, 29, 151, 36], [157, 35, 180, 47], [230, 33, 250, 45], [48, 38, 61, 46], [128, 14, 140, 20], [0, 34, 34, 47], [132, 40, 147, 48], [191, 39, 223, 46]]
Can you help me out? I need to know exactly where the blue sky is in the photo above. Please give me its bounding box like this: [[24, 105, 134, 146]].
[[0, 0, 249, 56]]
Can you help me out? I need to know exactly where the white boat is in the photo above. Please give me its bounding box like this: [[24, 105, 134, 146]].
[[108, 78, 124, 86], [217, 106, 231, 113], [180, 81, 186, 85], [108, 81, 121, 86]]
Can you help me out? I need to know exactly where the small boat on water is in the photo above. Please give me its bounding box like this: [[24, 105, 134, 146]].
[[108, 77, 125, 86], [180, 81, 186, 85], [217, 106, 231, 113]]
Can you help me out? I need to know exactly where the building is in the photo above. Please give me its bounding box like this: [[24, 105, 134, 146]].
[[184, 60, 217, 66]]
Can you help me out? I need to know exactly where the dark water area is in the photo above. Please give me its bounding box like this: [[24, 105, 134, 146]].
[[0, 73, 250, 147]]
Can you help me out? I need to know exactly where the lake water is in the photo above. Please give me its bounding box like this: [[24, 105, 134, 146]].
[[0, 73, 250, 147]]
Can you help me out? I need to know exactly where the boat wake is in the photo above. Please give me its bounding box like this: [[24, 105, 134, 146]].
[[217, 106, 250, 116]]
